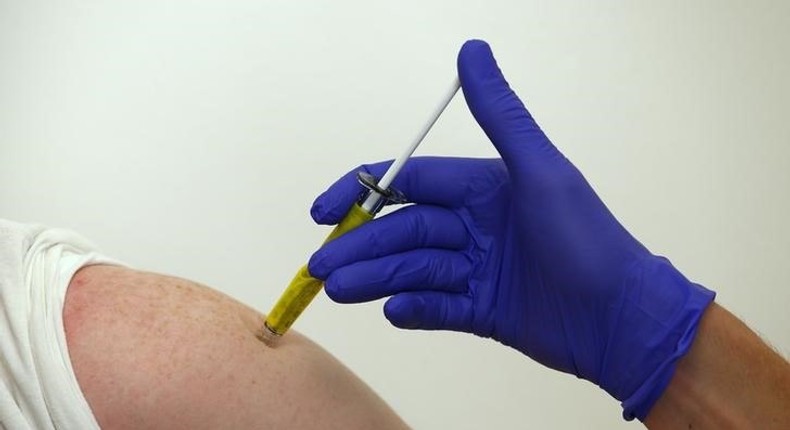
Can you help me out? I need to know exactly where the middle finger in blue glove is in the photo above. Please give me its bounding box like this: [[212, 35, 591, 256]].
[[308, 204, 469, 280]]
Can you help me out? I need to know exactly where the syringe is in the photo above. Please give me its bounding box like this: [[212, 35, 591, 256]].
[[258, 77, 461, 346]]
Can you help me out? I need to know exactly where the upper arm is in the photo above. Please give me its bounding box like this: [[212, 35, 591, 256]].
[[64, 265, 407, 430]]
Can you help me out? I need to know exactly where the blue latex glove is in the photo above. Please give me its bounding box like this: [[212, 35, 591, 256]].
[[308, 40, 715, 421]]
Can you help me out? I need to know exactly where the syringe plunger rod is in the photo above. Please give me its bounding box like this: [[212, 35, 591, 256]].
[[360, 78, 460, 213], [262, 77, 461, 343]]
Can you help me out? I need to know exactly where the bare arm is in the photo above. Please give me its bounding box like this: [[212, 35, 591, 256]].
[[64, 265, 408, 430], [645, 303, 790, 429]]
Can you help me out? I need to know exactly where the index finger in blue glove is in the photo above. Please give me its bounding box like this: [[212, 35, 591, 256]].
[[311, 157, 496, 225]]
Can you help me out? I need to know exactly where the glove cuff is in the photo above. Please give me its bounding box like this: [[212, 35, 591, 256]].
[[599, 256, 715, 421]]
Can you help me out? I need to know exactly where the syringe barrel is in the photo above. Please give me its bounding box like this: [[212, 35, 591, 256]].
[[262, 203, 374, 339]]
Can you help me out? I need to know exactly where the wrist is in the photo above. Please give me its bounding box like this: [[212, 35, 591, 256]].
[[645, 303, 790, 429], [598, 256, 715, 421]]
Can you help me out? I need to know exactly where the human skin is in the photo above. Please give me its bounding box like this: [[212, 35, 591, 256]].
[[63, 265, 409, 430], [645, 303, 790, 429]]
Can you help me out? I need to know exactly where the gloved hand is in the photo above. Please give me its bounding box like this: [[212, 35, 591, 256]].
[[308, 40, 714, 421]]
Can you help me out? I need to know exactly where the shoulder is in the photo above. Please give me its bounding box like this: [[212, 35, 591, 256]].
[[64, 265, 407, 429]]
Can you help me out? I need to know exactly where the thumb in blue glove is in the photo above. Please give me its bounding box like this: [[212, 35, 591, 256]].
[[308, 40, 714, 421]]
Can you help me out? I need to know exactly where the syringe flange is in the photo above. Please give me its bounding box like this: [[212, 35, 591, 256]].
[[356, 171, 406, 215]]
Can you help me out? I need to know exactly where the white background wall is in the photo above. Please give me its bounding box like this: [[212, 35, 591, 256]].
[[1, 1, 788, 428]]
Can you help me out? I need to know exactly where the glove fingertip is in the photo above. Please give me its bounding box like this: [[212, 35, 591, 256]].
[[384, 295, 424, 330], [457, 39, 498, 86], [310, 194, 344, 225], [307, 249, 329, 280], [459, 39, 491, 59], [310, 197, 327, 223], [323, 275, 348, 303]]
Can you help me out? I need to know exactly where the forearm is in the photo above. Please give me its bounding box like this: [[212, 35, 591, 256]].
[[645, 303, 790, 429]]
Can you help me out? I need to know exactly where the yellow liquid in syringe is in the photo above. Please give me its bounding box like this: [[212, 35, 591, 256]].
[[258, 203, 373, 345]]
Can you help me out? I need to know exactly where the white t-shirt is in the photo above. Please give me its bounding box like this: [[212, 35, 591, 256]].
[[0, 219, 117, 429]]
